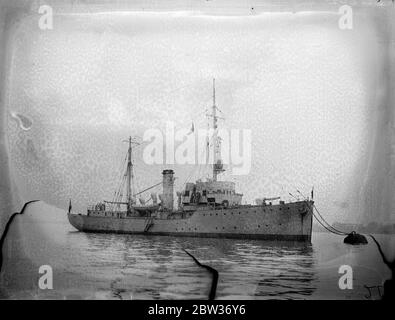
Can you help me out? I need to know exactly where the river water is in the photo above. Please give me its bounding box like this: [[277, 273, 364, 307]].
[[0, 202, 393, 300]]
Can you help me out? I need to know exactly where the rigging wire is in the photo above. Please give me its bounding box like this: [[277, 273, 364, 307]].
[[108, 151, 129, 211], [108, 152, 128, 211]]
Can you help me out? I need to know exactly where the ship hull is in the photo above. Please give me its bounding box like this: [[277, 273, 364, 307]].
[[68, 201, 313, 242]]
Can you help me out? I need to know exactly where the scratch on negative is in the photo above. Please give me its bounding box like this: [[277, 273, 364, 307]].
[[184, 249, 219, 300], [0, 201, 40, 273]]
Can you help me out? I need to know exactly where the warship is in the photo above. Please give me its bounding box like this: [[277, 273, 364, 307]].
[[68, 80, 313, 241]]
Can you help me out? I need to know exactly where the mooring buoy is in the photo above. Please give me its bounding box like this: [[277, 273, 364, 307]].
[[344, 231, 368, 245]]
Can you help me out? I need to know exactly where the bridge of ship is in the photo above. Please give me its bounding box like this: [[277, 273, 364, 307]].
[[180, 180, 243, 209]]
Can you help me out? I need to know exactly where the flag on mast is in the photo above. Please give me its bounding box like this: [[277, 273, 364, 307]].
[[188, 122, 195, 135]]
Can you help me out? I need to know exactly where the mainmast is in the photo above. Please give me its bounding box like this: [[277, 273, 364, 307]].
[[211, 78, 225, 181]]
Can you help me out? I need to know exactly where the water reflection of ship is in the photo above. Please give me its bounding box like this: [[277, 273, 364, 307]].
[[68, 80, 313, 241]]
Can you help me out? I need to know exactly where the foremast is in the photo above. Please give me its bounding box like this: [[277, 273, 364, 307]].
[[125, 136, 140, 213]]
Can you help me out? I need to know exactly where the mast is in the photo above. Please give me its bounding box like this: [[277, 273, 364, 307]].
[[125, 136, 140, 212], [126, 136, 132, 212], [211, 78, 224, 181]]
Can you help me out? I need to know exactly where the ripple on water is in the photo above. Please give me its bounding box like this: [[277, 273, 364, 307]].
[[5, 216, 393, 299]]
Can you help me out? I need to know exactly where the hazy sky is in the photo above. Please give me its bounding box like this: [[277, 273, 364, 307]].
[[5, 10, 391, 223]]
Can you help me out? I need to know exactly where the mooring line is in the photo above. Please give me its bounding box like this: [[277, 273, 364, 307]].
[[0, 200, 40, 273], [184, 249, 218, 300]]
